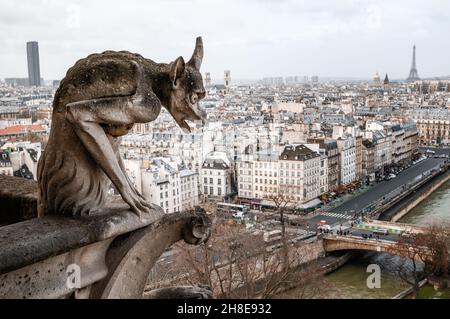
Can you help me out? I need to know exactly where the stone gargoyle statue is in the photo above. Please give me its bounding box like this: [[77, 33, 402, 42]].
[[37, 37, 207, 217]]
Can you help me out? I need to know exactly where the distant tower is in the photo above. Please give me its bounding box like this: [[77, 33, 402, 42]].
[[406, 44, 420, 82], [383, 73, 390, 92], [27, 41, 41, 87], [224, 70, 231, 89], [205, 72, 211, 87]]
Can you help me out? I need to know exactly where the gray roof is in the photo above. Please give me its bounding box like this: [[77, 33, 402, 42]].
[[202, 158, 229, 170]]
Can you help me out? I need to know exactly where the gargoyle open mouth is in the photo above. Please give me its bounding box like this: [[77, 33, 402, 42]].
[[177, 117, 205, 133], [173, 104, 207, 133], [179, 118, 193, 133]]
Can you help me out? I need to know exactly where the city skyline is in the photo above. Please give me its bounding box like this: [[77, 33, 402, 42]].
[[1, 1, 450, 303], [1, 0, 450, 81]]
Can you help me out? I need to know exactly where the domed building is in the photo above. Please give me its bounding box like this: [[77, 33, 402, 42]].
[[373, 71, 381, 86]]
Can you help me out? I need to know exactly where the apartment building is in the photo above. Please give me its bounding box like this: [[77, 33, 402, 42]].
[[372, 131, 392, 171], [355, 135, 363, 180], [279, 144, 321, 204], [252, 150, 279, 200], [361, 139, 375, 178], [412, 108, 450, 145], [200, 152, 233, 201], [180, 169, 199, 211], [141, 158, 181, 214], [307, 138, 339, 192], [336, 136, 356, 185]]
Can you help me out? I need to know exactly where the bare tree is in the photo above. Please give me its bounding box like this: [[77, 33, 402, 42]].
[[388, 221, 450, 299], [265, 192, 295, 271], [165, 215, 329, 299]]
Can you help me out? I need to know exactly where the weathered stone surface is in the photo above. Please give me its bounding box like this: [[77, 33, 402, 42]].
[[90, 210, 211, 298], [0, 209, 212, 298], [0, 175, 38, 225], [0, 199, 163, 275], [0, 239, 112, 299], [37, 37, 206, 218]]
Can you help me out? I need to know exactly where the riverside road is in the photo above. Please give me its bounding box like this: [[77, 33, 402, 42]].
[[307, 157, 448, 228]]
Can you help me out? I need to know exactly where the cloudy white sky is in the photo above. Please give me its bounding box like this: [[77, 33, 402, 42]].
[[1, 0, 449, 81]]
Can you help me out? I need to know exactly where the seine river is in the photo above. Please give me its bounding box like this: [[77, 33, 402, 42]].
[[278, 178, 450, 299]]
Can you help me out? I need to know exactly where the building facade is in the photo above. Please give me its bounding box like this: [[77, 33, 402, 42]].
[[337, 136, 356, 185], [201, 152, 233, 201], [180, 169, 199, 211], [361, 139, 375, 178], [412, 109, 450, 145], [355, 135, 363, 180], [279, 144, 321, 204]]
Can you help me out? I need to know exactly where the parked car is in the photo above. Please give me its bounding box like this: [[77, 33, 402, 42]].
[[373, 228, 389, 235], [386, 173, 396, 180], [232, 211, 245, 219]]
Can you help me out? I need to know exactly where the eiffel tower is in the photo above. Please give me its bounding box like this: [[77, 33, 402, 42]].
[[406, 44, 420, 82]]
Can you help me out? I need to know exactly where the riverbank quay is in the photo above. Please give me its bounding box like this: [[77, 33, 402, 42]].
[[231, 251, 353, 299], [392, 279, 428, 299], [378, 163, 450, 222]]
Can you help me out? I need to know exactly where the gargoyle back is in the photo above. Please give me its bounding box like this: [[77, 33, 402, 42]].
[[52, 51, 154, 114]]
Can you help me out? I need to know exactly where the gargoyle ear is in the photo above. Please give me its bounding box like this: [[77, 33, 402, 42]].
[[187, 36, 203, 70], [170, 56, 185, 86]]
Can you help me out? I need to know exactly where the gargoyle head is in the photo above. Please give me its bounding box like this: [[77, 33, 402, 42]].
[[166, 36, 207, 133]]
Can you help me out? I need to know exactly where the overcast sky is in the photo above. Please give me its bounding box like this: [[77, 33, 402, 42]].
[[1, 0, 449, 81]]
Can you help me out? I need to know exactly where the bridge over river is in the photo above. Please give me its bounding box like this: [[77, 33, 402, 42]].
[[321, 220, 433, 262]]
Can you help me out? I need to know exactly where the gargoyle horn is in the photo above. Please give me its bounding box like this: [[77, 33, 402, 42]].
[[187, 36, 203, 70]]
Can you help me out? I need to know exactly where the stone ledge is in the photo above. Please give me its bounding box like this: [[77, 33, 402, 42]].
[[0, 175, 38, 225], [0, 207, 211, 299], [0, 200, 168, 275]]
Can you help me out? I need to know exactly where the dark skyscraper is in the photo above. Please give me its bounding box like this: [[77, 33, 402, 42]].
[[27, 41, 41, 86]]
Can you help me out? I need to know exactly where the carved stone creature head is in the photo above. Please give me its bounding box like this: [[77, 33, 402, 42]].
[[183, 215, 212, 245], [166, 37, 207, 133]]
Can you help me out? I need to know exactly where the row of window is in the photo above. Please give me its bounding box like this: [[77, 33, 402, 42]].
[[250, 162, 277, 169], [255, 186, 276, 192], [181, 176, 194, 183], [203, 186, 222, 196], [181, 192, 194, 200], [239, 184, 252, 190], [203, 177, 223, 185], [203, 170, 223, 175], [255, 170, 277, 177], [280, 178, 319, 186], [159, 200, 179, 212], [280, 161, 318, 169], [279, 169, 319, 177], [181, 183, 195, 191], [159, 189, 180, 199], [253, 178, 277, 185]]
